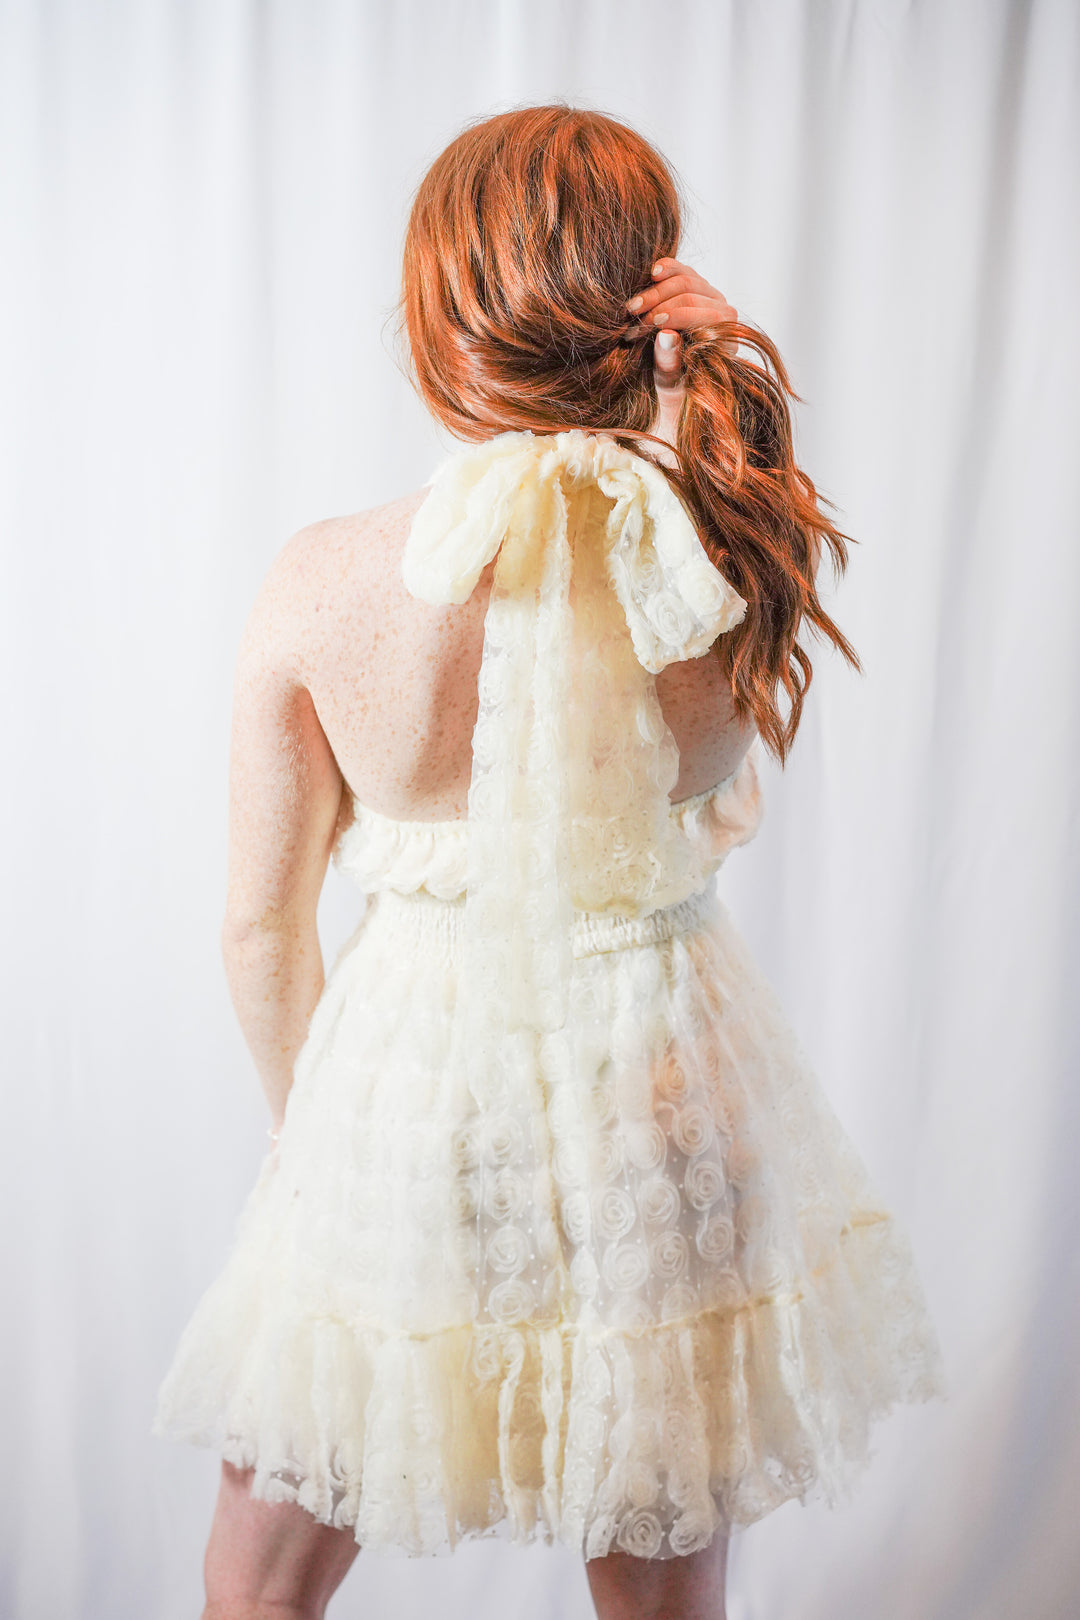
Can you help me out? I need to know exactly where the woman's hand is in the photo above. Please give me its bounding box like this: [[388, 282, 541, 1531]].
[[625, 256, 739, 344], [625, 257, 740, 444]]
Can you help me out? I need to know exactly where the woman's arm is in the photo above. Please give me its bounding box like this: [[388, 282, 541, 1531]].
[[220, 538, 345, 1132]]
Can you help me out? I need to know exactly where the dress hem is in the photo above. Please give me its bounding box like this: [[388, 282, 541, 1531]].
[[152, 1209, 949, 1560]]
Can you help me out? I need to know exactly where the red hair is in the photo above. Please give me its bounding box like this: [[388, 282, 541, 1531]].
[[394, 103, 860, 765]]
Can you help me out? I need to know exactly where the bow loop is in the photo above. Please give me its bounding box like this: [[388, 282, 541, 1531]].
[[597, 458, 748, 672], [403, 429, 748, 660], [402, 437, 544, 606]]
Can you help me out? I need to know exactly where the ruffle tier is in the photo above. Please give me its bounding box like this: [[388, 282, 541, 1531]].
[[331, 739, 765, 908], [153, 1180, 942, 1560]]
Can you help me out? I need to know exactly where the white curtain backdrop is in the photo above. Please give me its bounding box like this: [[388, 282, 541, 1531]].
[[3, 2, 1078, 1616]]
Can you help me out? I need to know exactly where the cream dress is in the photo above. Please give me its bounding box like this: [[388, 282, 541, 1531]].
[[153, 428, 947, 1561]]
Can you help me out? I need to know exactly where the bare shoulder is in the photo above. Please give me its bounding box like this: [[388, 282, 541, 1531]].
[[238, 485, 431, 668], [273, 485, 430, 589]]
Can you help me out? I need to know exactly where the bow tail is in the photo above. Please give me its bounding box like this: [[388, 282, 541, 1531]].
[[453, 464, 576, 1326]]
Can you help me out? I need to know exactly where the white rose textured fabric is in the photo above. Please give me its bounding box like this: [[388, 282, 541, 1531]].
[[153, 429, 948, 1561]]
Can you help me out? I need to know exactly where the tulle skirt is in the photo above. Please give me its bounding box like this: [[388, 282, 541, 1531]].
[[152, 883, 947, 1560]]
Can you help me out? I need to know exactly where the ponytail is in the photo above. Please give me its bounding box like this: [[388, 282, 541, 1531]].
[[615, 321, 862, 768], [399, 105, 861, 766]]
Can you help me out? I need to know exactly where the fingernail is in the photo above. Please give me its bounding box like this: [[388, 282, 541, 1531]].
[[653, 313, 669, 325], [626, 295, 643, 311], [652, 262, 665, 276], [656, 331, 678, 349]]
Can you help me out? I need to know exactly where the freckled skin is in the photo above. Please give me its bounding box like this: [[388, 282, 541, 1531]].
[[284, 485, 754, 822], [219, 456, 756, 1135]]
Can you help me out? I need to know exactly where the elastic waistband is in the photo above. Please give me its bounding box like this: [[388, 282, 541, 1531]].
[[572, 887, 719, 955], [361, 883, 718, 959]]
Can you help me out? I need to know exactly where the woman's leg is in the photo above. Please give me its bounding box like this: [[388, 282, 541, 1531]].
[[584, 1526, 729, 1620], [202, 1459, 360, 1620]]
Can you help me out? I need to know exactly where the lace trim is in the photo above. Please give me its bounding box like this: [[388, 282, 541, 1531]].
[[156, 1205, 947, 1555]]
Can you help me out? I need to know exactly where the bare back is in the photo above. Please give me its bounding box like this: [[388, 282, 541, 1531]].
[[281, 486, 758, 824]]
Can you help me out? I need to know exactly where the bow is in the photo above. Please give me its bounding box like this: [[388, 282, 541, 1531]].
[[403, 428, 747, 1325]]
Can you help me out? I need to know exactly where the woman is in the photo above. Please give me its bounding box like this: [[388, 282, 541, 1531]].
[[154, 105, 947, 1620]]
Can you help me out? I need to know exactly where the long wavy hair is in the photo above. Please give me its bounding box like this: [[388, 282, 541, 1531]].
[[393, 103, 861, 766]]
